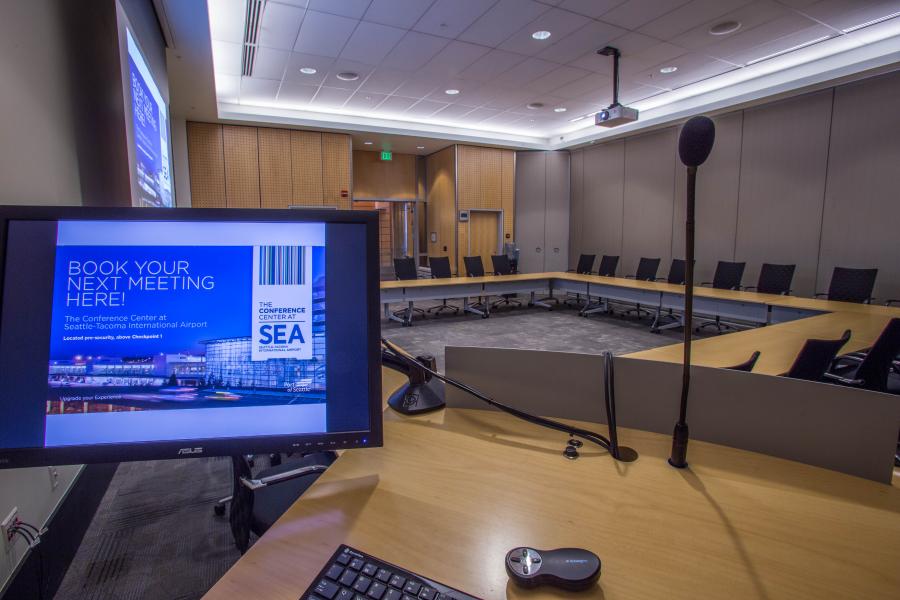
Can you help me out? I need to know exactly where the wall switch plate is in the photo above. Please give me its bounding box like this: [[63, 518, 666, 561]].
[[48, 466, 60, 490], [1, 507, 18, 552]]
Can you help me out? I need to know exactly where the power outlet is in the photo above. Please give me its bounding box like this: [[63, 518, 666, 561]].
[[1, 507, 18, 552], [48, 466, 60, 490]]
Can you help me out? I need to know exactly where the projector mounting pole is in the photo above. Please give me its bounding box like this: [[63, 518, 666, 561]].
[[597, 46, 621, 107]]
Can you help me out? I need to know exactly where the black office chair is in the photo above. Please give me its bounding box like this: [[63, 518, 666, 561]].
[[564, 254, 596, 307], [743, 263, 796, 296], [463, 256, 490, 316], [697, 261, 746, 333], [620, 257, 661, 319], [490, 254, 522, 309], [580, 255, 619, 317], [783, 329, 851, 382], [815, 267, 878, 304], [827, 318, 900, 393], [223, 451, 337, 553], [724, 351, 761, 372], [596, 255, 619, 277], [658, 258, 689, 285], [391, 257, 425, 324], [426, 256, 459, 316]]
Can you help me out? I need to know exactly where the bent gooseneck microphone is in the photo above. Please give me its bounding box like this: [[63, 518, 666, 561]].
[[669, 115, 715, 469]]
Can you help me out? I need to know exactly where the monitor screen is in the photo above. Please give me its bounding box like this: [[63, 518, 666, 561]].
[[126, 29, 173, 208], [0, 208, 382, 468]]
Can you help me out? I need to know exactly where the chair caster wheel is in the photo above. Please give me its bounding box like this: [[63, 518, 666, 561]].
[[481, 314, 489, 319], [214, 503, 226, 516]]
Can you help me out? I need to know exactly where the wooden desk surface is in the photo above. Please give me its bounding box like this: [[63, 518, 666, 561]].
[[380, 273, 553, 290], [204, 370, 900, 600]]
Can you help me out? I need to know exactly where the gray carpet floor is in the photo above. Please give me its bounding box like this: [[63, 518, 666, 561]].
[[55, 301, 694, 600]]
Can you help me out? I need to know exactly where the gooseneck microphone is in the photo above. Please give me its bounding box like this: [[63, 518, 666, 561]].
[[669, 116, 715, 469]]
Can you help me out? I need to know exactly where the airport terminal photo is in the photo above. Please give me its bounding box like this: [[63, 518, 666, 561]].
[[0, 1, 899, 599]]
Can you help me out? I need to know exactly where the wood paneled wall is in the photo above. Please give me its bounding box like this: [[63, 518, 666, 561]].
[[353, 150, 417, 200], [568, 70, 900, 300], [425, 146, 456, 271], [185, 122, 351, 210]]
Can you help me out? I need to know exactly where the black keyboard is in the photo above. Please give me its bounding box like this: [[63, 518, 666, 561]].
[[300, 545, 481, 600]]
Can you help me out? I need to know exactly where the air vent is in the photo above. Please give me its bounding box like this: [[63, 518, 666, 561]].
[[241, 0, 265, 77]]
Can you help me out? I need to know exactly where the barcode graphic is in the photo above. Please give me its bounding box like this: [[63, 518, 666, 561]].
[[258, 246, 305, 285]]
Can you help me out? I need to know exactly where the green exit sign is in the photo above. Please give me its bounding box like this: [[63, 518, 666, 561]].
[[380, 151, 392, 161]]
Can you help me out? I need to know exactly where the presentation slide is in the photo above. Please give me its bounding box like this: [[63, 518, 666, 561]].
[[45, 221, 327, 446], [127, 29, 173, 208]]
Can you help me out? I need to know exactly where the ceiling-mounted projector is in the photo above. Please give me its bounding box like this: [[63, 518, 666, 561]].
[[595, 46, 638, 128]]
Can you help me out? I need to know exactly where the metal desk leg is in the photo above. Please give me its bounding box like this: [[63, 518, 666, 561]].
[[530, 291, 553, 310], [464, 297, 488, 318], [581, 297, 610, 316]]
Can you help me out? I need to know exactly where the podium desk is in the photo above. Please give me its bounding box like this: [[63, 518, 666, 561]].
[[203, 369, 900, 600]]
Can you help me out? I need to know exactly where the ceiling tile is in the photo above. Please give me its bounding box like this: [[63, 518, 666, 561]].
[[599, 0, 693, 30], [498, 8, 591, 56], [557, 0, 626, 18], [311, 86, 355, 108], [638, 0, 752, 41], [324, 59, 376, 89], [631, 52, 736, 89], [432, 104, 478, 120], [700, 13, 821, 63], [215, 74, 241, 102], [363, 0, 433, 28], [799, 0, 900, 32], [251, 47, 290, 79], [537, 20, 626, 65], [727, 24, 834, 65], [381, 32, 450, 71], [553, 72, 611, 100], [358, 68, 412, 94], [344, 91, 389, 111], [209, 0, 246, 43], [273, 0, 310, 7], [308, 0, 372, 19], [670, 1, 790, 51], [405, 99, 449, 117], [424, 79, 484, 101], [258, 2, 306, 50], [394, 75, 442, 98], [340, 21, 407, 63], [465, 107, 502, 121], [283, 52, 336, 84], [414, 0, 497, 39], [379, 95, 419, 114], [494, 57, 557, 86], [212, 40, 242, 76], [458, 49, 526, 82], [484, 87, 534, 110], [293, 10, 358, 57], [527, 65, 593, 95], [482, 111, 524, 126], [277, 80, 319, 105], [458, 0, 551, 47], [420, 40, 492, 78], [240, 77, 281, 104]]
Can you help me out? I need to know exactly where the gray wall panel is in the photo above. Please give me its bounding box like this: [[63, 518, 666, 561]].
[[621, 128, 677, 277], [581, 140, 624, 265], [514, 151, 547, 273], [672, 112, 743, 285], [819, 73, 900, 301], [546, 151, 570, 272], [569, 150, 584, 269], [735, 90, 833, 296]]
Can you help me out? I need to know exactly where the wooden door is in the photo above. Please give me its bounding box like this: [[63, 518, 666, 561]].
[[468, 211, 500, 274]]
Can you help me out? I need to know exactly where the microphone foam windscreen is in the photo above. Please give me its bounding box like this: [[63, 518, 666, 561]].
[[678, 116, 716, 167]]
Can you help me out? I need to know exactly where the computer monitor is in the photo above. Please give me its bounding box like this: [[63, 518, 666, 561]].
[[0, 207, 382, 468]]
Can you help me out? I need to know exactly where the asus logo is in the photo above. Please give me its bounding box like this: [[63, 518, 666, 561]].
[[177, 447, 203, 455]]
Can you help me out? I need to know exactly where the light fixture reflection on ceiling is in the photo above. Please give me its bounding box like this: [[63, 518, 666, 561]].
[[660, 66, 678, 74], [445, 89, 460, 95], [300, 67, 317, 75], [532, 30, 551, 40], [554, 107, 567, 112]]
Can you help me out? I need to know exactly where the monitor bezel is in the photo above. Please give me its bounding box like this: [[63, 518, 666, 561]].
[[0, 206, 383, 469]]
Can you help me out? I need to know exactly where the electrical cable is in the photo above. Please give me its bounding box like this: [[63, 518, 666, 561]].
[[382, 339, 614, 453]]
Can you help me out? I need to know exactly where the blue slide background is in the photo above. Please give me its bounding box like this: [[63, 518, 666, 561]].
[[49, 245, 252, 358]]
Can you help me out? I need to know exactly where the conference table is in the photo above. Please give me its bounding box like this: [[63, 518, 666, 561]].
[[381, 272, 900, 375], [203, 368, 900, 600]]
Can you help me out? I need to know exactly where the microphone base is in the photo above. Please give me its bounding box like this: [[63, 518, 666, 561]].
[[387, 377, 446, 415], [668, 422, 690, 469]]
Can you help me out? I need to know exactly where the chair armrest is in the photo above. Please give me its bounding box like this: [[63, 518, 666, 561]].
[[699, 282, 712, 287], [814, 292, 828, 298], [624, 275, 636, 279], [566, 268, 576, 272], [823, 372, 864, 386], [743, 286, 757, 291]]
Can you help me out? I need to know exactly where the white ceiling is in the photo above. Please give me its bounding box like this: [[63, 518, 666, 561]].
[[207, 0, 900, 147]]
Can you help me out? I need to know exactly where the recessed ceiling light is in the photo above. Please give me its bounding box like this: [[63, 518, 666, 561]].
[[364, 141, 373, 145], [532, 30, 551, 40], [660, 66, 678, 74], [526, 102, 544, 110], [554, 107, 567, 112], [709, 21, 741, 36], [300, 67, 317, 75], [336, 72, 359, 81], [445, 89, 460, 95], [416, 145, 425, 150]]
